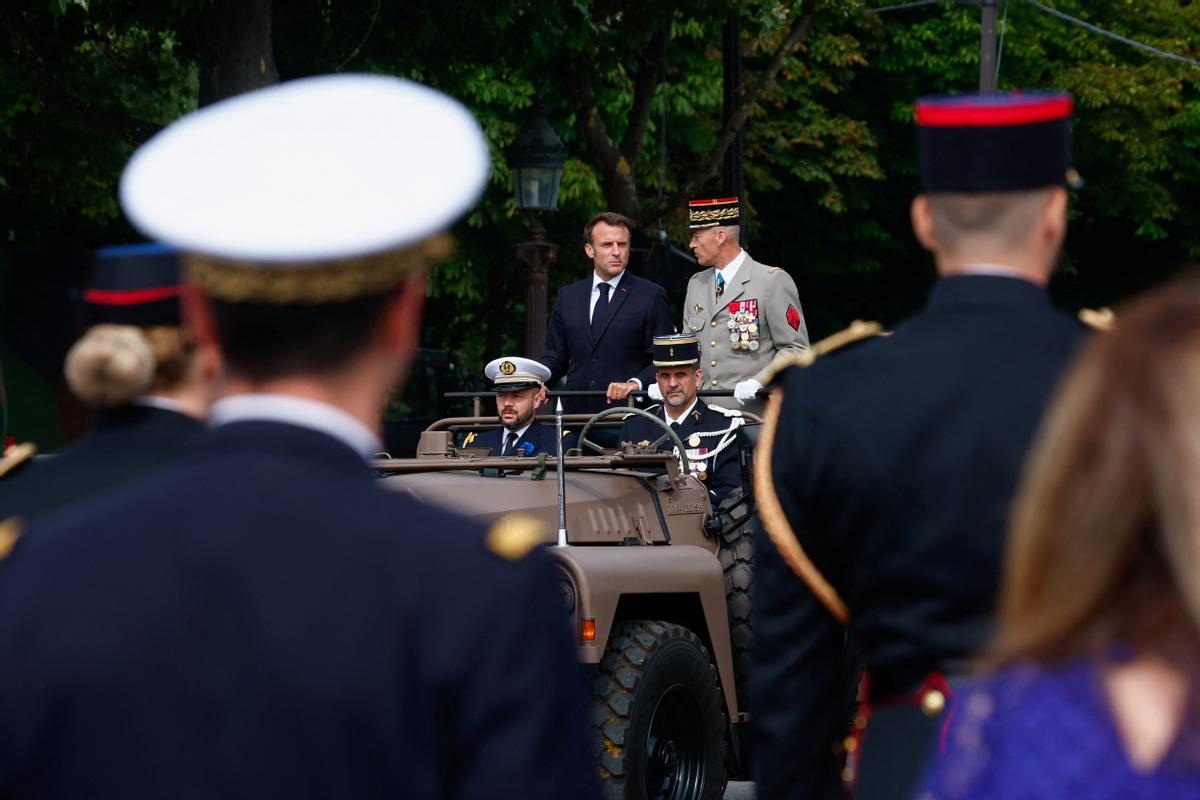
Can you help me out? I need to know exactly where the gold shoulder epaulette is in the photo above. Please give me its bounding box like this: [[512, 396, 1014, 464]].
[[811, 319, 886, 357], [0, 517, 24, 561], [486, 514, 547, 561], [462, 431, 477, 447], [759, 351, 816, 386], [759, 320, 885, 386], [0, 442, 37, 479], [767, 266, 781, 273], [1078, 307, 1115, 332]]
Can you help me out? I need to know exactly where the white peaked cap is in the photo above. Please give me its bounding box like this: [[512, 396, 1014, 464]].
[[484, 356, 552, 388], [119, 74, 491, 263]]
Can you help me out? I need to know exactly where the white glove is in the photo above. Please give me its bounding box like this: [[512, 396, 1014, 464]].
[[733, 378, 763, 405], [647, 383, 664, 402]]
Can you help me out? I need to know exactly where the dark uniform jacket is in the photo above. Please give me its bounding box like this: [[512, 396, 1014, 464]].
[[619, 398, 742, 506], [752, 276, 1087, 799], [541, 272, 674, 413], [0, 404, 201, 522], [0, 420, 598, 800], [469, 421, 575, 456]]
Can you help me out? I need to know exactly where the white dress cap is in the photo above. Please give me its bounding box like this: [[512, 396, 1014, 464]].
[[119, 74, 491, 263], [484, 356, 552, 387]]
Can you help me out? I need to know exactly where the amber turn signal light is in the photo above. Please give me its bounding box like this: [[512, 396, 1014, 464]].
[[581, 618, 597, 642]]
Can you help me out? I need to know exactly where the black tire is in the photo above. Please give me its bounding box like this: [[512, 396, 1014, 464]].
[[714, 489, 754, 713], [593, 620, 727, 800]]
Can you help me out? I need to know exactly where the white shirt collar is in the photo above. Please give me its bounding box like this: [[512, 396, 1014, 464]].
[[209, 393, 382, 458], [504, 422, 533, 442], [592, 270, 625, 291], [663, 397, 699, 425], [132, 395, 192, 416], [715, 248, 748, 287]]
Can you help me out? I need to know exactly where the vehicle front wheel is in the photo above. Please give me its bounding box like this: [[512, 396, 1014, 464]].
[[593, 620, 727, 800]]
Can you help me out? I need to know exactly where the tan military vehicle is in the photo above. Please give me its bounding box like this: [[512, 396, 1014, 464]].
[[375, 405, 757, 800]]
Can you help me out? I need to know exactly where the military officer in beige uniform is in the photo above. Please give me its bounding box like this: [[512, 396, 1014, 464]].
[[681, 197, 809, 413]]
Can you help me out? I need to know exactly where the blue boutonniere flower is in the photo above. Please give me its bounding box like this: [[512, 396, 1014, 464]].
[[519, 441, 535, 456]]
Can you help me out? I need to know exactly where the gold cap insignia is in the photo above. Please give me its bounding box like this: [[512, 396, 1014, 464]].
[[0, 517, 24, 561], [486, 514, 546, 561], [499, 360, 516, 375]]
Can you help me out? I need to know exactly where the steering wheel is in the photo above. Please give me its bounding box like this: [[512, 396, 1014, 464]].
[[576, 406, 691, 474]]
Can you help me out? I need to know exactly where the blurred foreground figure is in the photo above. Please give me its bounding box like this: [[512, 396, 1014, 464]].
[[0, 75, 597, 800], [918, 277, 1200, 798], [752, 92, 1089, 800], [0, 245, 205, 522]]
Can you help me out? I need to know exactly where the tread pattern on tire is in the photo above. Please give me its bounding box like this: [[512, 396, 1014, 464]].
[[714, 489, 754, 712], [592, 620, 726, 800]]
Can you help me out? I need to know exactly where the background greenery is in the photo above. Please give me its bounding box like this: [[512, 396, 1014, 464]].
[[4, 0, 1200, 444]]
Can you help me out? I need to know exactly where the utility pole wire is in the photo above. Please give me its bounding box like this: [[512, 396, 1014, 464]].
[[867, 0, 949, 14], [1025, 0, 1200, 68]]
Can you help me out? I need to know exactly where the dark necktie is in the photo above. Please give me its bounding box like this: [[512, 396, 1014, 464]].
[[715, 272, 725, 300], [502, 431, 518, 456], [591, 282, 611, 339]]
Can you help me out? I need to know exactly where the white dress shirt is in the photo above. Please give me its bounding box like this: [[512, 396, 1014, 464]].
[[589, 270, 644, 389], [664, 398, 699, 426], [209, 393, 382, 458], [715, 248, 749, 291], [589, 269, 625, 321]]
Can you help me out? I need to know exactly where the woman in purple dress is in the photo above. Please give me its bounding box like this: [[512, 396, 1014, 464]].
[[916, 277, 1200, 799]]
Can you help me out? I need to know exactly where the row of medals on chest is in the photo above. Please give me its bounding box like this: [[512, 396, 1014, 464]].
[[728, 307, 760, 351]]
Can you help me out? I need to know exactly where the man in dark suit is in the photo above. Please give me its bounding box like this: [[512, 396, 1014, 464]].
[[541, 211, 674, 413], [619, 334, 745, 507], [752, 91, 1089, 800], [466, 356, 574, 455], [0, 75, 597, 800]]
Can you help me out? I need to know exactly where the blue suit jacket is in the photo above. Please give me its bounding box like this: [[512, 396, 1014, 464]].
[[541, 271, 674, 412], [0, 420, 598, 800], [469, 421, 575, 456]]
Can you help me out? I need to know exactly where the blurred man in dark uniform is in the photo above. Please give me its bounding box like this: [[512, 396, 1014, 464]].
[[467, 356, 574, 455], [752, 92, 1089, 800], [0, 75, 597, 800], [0, 244, 205, 522], [540, 211, 674, 413], [620, 333, 745, 507]]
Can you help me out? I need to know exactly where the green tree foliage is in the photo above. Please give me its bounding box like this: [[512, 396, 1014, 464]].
[[4, 0, 1200, 366]]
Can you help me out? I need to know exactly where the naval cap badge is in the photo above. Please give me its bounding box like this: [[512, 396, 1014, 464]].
[[499, 360, 516, 375]]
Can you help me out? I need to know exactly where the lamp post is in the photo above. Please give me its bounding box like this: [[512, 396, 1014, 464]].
[[511, 102, 567, 359]]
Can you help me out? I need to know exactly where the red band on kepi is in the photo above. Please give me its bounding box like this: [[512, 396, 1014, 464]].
[[915, 91, 1079, 193], [915, 95, 1072, 128], [86, 243, 183, 327], [84, 286, 184, 306], [688, 196, 740, 229]]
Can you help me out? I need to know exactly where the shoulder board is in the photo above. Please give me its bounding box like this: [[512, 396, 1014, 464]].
[[812, 319, 887, 357], [0, 517, 24, 561], [759, 320, 885, 387], [1078, 307, 1115, 332], [462, 431, 478, 447], [562, 429, 571, 438], [0, 442, 37, 479], [767, 266, 781, 273], [705, 403, 743, 418], [485, 514, 547, 561]]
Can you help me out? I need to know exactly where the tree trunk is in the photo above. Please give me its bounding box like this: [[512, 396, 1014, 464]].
[[198, 0, 279, 107]]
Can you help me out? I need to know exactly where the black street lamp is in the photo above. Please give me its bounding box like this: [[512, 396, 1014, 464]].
[[510, 102, 567, 359]]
